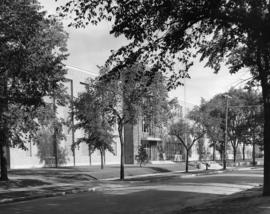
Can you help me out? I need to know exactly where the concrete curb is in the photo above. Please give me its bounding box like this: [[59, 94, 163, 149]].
[[179, 170, 225, 178], [0, 187, 97, 204], [101, 169, 226, 181]]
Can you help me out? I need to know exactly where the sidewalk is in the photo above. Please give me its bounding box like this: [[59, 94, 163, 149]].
[[0, 163, 260, 204]]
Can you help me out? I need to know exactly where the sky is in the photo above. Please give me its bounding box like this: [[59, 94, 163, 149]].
[[39, 0, 251, 106]]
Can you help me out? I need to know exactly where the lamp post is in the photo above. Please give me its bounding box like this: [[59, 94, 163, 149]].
[[223, 94, 232, 170]]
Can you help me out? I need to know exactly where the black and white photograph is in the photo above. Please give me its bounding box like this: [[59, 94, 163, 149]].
[[0, 1, 269, 213]]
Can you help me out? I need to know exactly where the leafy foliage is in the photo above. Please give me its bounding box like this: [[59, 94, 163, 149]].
[[190, 88, 263, 162], [136, 145, 148, 167], [58, 1, 270, 88], [169, 119, 205, 172], [34, 104, 67, 166], [73, 85, 116, 169], [0, 0, 68, 180]]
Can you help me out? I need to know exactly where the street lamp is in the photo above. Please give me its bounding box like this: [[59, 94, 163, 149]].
[[223, 94, 232, 170]]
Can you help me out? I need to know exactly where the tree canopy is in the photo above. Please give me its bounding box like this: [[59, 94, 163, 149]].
[[190, 88, 263, 163], [58, 0, 269, 87], [0, 0, 68, 180]]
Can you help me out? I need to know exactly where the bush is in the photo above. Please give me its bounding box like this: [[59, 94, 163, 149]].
[[136, 145, 148, 167]]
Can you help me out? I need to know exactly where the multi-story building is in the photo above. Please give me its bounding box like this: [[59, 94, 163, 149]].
[[9, 66, 121, 169], [8, 66, 214, 169], [9, 66, 168, 169], [124, 116, 163, 164]]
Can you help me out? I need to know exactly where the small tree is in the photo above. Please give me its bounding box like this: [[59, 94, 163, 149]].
[[73, 85, 115, 169], [137, 145, 148, 167], [95, 64, 165, 180], [34, 104, 68, 166], [169, 119, 205, 172]]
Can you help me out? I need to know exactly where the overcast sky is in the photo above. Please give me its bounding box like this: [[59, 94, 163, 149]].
[[39, 0, 251, 106]]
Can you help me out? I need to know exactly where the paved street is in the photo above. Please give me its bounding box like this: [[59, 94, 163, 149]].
[[0, 168, 263, 214]]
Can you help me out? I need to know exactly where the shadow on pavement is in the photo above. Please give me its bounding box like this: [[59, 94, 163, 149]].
[[0, 189, 224, 214]]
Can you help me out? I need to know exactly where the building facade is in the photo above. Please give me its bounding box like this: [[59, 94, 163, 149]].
[[9, 66, 250, 169], [9, 67, 121, 169]]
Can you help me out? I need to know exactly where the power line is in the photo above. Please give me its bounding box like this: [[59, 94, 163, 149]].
[[66, 64, 98, 77], [224, 76, 254, 90], [229, 104, 262, 108]]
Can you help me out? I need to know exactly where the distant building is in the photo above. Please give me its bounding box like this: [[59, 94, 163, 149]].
[[9, 66, 121, 169], [124, 115, 163, 164]]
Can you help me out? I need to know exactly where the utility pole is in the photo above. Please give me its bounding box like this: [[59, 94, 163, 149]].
[[184, 77, 188, 172], [223, 94, 232, 170]]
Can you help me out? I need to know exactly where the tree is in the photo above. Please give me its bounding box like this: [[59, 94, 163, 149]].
[[226, 89, 249, 163], [73, 84, 115, 169], [222, 88, 263, 163], [191, 88, 263, 164], [34, 104, 68, 166], [0, 1, 68, 180], [59, 0, 270, 195], [169, 119, 205, 172], [96, 64, 168, 179], [238, 89, 264, 165], [189, 97, 225, 161]]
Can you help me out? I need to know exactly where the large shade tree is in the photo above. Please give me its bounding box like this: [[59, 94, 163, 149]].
[[91, 64, 156, 180], [90, 65, 171, 179], [0, 0, 68, 180], [59, 0, 270, 195]]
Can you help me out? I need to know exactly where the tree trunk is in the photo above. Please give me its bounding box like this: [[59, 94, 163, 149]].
[[0, 144, 8, 181], [252, 141, 256, 166], [233, 147, 236, 163], [185, 148, 189, 173], [258, 48, 270, 196], [88, 145, 92, 166], [104, 150, 106, 166], [0, 76, 9, 181], [242, 143, 245, 161], [212, 141, 216, 161], [100, 149, 104, 169], [118, 125, 124, 180], [263, 95, 270, 196]]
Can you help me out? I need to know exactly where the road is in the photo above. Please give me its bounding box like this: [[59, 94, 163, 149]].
[[0, 168, 263, 214]]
